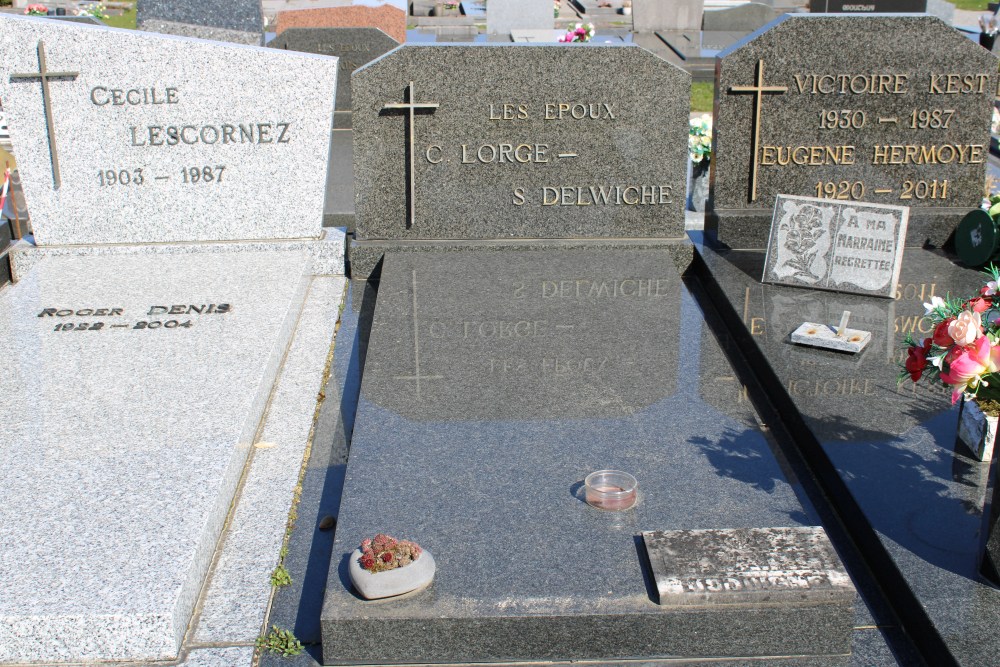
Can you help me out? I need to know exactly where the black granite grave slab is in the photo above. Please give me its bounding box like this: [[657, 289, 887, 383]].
[[694, 236, 1000, 666], [350, 45, 690, 277], [320, 248, 862, 664], [708, 15, 998, 249]]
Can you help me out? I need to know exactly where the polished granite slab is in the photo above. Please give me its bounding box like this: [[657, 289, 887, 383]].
[[320, 248, 866, 664], [693, 234, 1000, 666]]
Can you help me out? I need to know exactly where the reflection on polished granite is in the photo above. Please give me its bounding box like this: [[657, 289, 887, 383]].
[[321, 248, 864, 664], [694, 234, 1000, 666]]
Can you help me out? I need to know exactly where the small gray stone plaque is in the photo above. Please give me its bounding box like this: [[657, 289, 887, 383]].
[[708, 15, 998, 248], [790, 321, 871, 353], [0, 16, 337, 245], [642, 527, 856, 606], [763, 195, 907, 298]]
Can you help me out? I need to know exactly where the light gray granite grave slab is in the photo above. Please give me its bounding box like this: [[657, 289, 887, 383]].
[[762, 195, 908, 298], [487, 0, 554, 35], [642, 527, 856, 607], [708, 15, 997, 249], [0, 15, 337, 245], [351, 45, 690, 275], [0, 250, 309, 663]]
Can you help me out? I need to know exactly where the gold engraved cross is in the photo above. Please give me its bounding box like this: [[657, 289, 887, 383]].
[[10, 41, 79, 189], [381, 81, 440, 228], [729, 59, 787, 203]]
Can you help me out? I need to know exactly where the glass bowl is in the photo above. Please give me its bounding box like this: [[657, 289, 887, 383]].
[[584, 470, 638, 511]]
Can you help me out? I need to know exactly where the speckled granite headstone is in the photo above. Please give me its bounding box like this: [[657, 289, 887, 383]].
[[352, 45, 689, 270], [642, 527, 856, 607], [0, 15, 337, 245], [275, 4, 407, 44], [708, 15, 997, 248], [486, 0, 554, 35], [762, 195, 908, 297], [137, 0, 264, 33]]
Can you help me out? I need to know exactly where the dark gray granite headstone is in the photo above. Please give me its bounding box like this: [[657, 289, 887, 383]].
[[352, 45, 690, 275], [762, 195, 907, 297], [708, 15, 998, 249], [642, 527, 856, 606], [321, 248, 856, 663], [487, 0, 554, 35], [137, 0, 264, 33], [809, 0, 926, 11]]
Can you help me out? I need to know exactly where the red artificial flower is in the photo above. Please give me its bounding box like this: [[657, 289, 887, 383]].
[[905, 338, 933, 382], [933, 319, 954, 347], [380, 552, 394, 563], [360, 553, 376, 570], [971, 296, 993, 313]]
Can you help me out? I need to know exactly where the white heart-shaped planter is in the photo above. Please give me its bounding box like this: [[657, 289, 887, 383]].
[[348, 548, 436, 600]]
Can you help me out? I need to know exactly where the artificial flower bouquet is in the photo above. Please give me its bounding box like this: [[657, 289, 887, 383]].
[[900, 264, 1000, 414], [24, 4, 48, 15], [559, 23, 595, 43]]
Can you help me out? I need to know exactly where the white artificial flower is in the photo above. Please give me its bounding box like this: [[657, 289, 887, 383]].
[[923, 295, 946, 315]]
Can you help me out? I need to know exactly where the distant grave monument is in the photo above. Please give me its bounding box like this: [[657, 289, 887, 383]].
[[633, 0, 703, 32], [275, 3, 407, 43], [487, 0, 555, 36], [137, 0, 265, 44], [268, 27, 399, 226], [350, 44, 691, 276], [708, 15, 998, 248], [0, 14, 343, 663]]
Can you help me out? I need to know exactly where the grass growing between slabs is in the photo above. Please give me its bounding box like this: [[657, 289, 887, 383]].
[[691, 82, 714, 114], [103, 1, 137, 29]]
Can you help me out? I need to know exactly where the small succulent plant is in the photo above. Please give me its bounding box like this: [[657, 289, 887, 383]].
[[358, 533, 422, 573]]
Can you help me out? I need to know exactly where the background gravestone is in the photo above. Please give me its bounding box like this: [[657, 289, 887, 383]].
[[702, 3, 779, 32], [275, 4, 407, 43], [708, 15, 998, 249], [351, 44, 690, 276], [808, 0, 926, 11], [633, 0, 703, 32], [487, 0, 555, 36], [138, 0, 265, 43], [0, 16, 337, 246], [268, 27, 398, 227]]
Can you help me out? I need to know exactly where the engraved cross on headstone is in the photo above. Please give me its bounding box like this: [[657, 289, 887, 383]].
[[729, 59, 787, 203], [381, 81, 439, 228], [393, 270, 443, 400], [10, 41, 79, 189]]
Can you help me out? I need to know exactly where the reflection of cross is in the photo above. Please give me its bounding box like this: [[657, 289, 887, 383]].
[[729, 59, 787, 203], [10, 41, 79, 189], [393, 269, 443, 400], [381, 82, 439, 228]]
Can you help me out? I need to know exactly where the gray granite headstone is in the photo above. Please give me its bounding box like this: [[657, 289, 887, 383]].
[[762, 195, 908, 298], [633, 0, 703, 32], [702, 3, 779, 32], [137, 0, 264, 33], [0, 15, 337, 245], [642, 527, 856, 606], [352, 45, 690, 274], [487, 0, 555, 35], [808, 0, 926, 11], [708, 15, 997, 249]]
